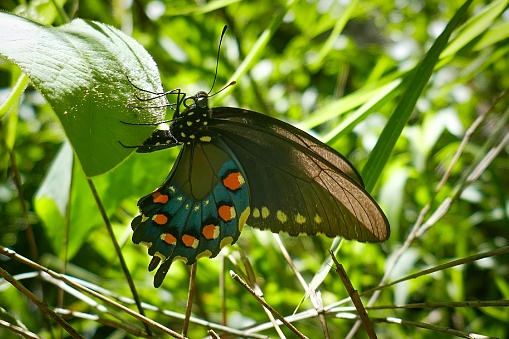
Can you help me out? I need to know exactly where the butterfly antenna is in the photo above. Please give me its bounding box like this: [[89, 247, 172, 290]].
[[208, 25, 228, 95], [209, 81, 236, 98]]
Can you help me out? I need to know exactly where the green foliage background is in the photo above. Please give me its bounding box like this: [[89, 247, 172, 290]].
[[1, 0, 508, 338]]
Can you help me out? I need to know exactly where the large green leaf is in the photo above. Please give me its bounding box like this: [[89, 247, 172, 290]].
[[0, 13, 167, 177]]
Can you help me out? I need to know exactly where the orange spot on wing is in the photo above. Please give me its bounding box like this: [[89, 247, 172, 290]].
[[152, 191, 169, 204], [218, 205, 235, 222], [182, 234, 198, 248], [153, 214, 168, 225], [163, 233, 177, 245], [222, 172, 244, 191], [202, 224, 219, 240]]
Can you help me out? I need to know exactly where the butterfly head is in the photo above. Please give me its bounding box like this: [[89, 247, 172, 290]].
[[177, 91, 209, 114]]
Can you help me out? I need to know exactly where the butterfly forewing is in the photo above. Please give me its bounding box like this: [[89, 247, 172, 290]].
[[208, 107, 390, 242]]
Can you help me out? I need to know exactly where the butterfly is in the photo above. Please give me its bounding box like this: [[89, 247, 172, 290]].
[[128, 88, 390, 287]]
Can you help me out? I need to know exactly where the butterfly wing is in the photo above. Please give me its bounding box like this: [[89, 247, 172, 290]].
[[208, 107, 390, 242], [131, 139, 250, 287]]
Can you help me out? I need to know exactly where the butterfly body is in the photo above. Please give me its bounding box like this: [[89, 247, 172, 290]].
[[131, 91, 390, 287]]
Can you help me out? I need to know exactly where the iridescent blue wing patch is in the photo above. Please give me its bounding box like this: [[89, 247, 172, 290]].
[[132, 141, 250, 287]]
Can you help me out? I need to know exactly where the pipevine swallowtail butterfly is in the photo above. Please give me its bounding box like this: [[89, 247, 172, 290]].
[[127, 27, 390, 287]]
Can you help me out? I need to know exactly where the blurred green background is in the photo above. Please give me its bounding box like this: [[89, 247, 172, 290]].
[[0, 0, 508, 338]]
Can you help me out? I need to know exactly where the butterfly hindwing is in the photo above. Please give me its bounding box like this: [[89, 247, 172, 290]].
[[131, 140, 250, 287]]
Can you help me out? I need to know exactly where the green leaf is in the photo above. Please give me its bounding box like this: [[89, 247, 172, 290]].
[[34, 143, 74, 222], [33, 142, 79, 257], [361, 0, 473, 192], [0, 13, 166, 177]]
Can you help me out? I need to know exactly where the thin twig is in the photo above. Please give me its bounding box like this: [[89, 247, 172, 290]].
[[208, 329, 221, 338], [6, 114, 53, 336], [54, 308, 149, 337], [52, 270, 270, 338], [417, 101, 509, 237], [329, 252, 377, 339], [371, 316, 496, 339], [362, 246, 509, 296], [435, 90, 506, 191], [230, 270, 308, 339], [0, 266, 84, 339], [183, 263, 197, 337], [236, 250, 286, 337], [220, 254, 227, 327], [86, 178, 152, 337], [0, 246, 184, 338], [8, 149, 39, 263], [0, 319, 43, 339], [273, 234, 330, 338], [365, 299, 509, 310]]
